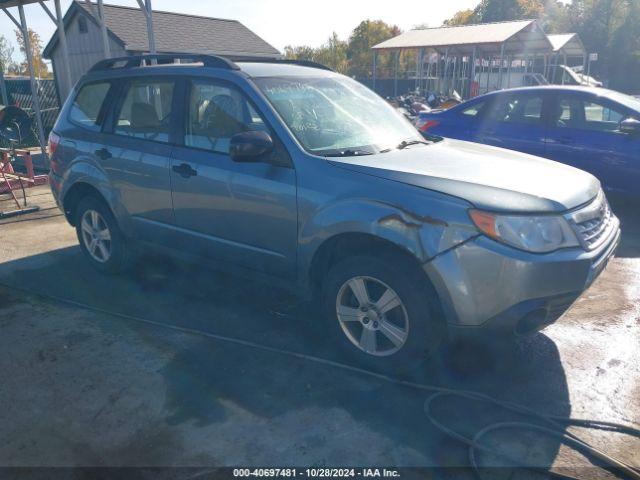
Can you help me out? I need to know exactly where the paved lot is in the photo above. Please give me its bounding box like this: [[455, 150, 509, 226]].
[[0, 187, 639, 477]]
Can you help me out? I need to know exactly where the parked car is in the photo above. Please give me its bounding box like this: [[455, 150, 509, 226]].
[[49, 55, 620, 371], [416, 86, 640, 196]]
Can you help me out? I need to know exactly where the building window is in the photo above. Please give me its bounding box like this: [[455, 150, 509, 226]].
[[78, 16, 88, 34]]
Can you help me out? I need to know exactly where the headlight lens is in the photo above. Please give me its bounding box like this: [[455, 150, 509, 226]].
[[469, 210, 579, 253]]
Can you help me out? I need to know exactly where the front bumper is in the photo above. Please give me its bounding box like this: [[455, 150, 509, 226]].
[[424, 216, 620, 338]]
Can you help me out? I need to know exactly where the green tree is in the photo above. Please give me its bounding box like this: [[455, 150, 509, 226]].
[[284, 33, 349, 74], [312, 33, 349, 73], [443, 10, 475, 26], [443, 0, 567, 27], [347, 20, 401, 78]]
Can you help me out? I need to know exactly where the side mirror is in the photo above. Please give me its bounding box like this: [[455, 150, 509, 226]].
[[229, 131, 274, 162], [619, 117, 640, 136]]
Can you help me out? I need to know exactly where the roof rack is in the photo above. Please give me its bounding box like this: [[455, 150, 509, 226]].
[[89, 53, 334, 74], [227, 56, 334, 72], [90, 54, 240, 72]]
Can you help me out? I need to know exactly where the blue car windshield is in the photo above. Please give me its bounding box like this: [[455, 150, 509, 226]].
[[254, 76, 424, 156], [606, 90, 640, 114]]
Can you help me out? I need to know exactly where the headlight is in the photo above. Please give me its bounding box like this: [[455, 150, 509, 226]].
[[469, 210, 579, 253]]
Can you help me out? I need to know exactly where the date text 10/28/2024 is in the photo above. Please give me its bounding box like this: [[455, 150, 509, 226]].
[[233, 469, 401, 478]]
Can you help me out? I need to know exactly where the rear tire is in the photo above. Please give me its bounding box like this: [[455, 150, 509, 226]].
[[75, 196, 129, 274], [321, 255, 445, 375]]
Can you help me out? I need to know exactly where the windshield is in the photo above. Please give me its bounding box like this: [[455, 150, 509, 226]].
[[606, 90, 640, 114], [254, 75, 424, 156]]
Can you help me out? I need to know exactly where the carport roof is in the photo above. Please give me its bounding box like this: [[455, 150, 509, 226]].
[[547, 33, 586, 56], [372, 19, 553, 55], [0, 0, 40, 7]]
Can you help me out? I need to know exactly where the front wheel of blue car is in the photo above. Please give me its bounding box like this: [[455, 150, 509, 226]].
[[322, 255, 444, 375]]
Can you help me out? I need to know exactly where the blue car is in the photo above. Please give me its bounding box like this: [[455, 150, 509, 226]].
[[416, 86, 640, 196]]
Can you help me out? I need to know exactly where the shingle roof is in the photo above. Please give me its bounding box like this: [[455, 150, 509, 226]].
[[372, 19, 552, 54], [44, 1, 280, 59]]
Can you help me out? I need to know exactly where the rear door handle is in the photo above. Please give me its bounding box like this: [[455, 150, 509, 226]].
[[94, 147, 112, 160], [172, 162, 197, 178], [557, 136, 574, 145]]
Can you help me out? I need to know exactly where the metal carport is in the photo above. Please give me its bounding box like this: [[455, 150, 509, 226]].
[[371, 19, 555, 99]]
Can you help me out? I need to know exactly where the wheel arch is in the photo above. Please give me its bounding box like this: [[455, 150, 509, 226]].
[[307, 232, 442, 309], [62, 182, 113, 226]]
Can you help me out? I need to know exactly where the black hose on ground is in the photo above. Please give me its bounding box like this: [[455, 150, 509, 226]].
[[3, 284, 639, 480]]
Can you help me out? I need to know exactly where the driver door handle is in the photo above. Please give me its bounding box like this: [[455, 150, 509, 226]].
[[172, 162, 197, 178], [94, 147, 112, 160]]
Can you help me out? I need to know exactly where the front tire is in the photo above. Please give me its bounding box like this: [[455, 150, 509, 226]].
[[322, 255, 444, 374], [75, 196, 129, 274]]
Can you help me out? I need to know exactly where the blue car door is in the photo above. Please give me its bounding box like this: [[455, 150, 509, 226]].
[[545, 92, 639, 194], [474, 91, 548, 157], [169, 78, 298, 278]]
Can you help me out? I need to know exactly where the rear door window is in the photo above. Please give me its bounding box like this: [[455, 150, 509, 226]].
[[68, 81, 111, 132], [488, 94, 543, 124], [114, 79, 175, 143]]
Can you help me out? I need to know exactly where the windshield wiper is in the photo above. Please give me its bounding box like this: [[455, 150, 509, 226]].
[[323, 148, 375, 157], [397, 139, 431, 150]]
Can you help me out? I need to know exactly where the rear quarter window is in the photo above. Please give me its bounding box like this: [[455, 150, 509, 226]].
[[68, 82, 111, 132], [460, 101, 486, 116]]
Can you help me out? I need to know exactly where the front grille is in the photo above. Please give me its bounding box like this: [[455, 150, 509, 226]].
[[568, 191, 615, 251]]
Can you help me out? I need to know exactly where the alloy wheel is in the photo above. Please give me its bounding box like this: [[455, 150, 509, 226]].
[[335, 276, 409, 357], [80, 209, 112, 263]]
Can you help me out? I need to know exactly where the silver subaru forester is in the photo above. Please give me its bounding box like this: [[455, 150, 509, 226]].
[[49, 54, 620, 370]]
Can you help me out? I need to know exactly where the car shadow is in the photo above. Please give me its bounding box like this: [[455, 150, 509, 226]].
[[0, 245, 571, 474]]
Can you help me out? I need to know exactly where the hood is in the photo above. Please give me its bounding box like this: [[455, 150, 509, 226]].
[[329, 139, 600, 213]]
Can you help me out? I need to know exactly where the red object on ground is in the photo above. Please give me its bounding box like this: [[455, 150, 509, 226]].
[[0, 149, 49, 203]]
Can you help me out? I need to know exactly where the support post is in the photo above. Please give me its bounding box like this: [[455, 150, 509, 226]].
[[393, 50, 399, 97], [425, 52, 432, 92], [506, 55, 512, 88], [17, 3, 47, 161], [470, 46, 477, 98], [137, 0, 156, 54], [0, 65, 8, 106], [372, 50, 377, 93], [486, 55, 491, 93], [97, 0, 111, 58], [442, 48, 449, 94], [450, 54, 456, 95], [498, 44, 505, 89], [52, 0, 73, 98], [418, 48, 425, 94]]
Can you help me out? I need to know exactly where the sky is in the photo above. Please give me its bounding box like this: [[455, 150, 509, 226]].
[[0, 0, 479, 63]]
